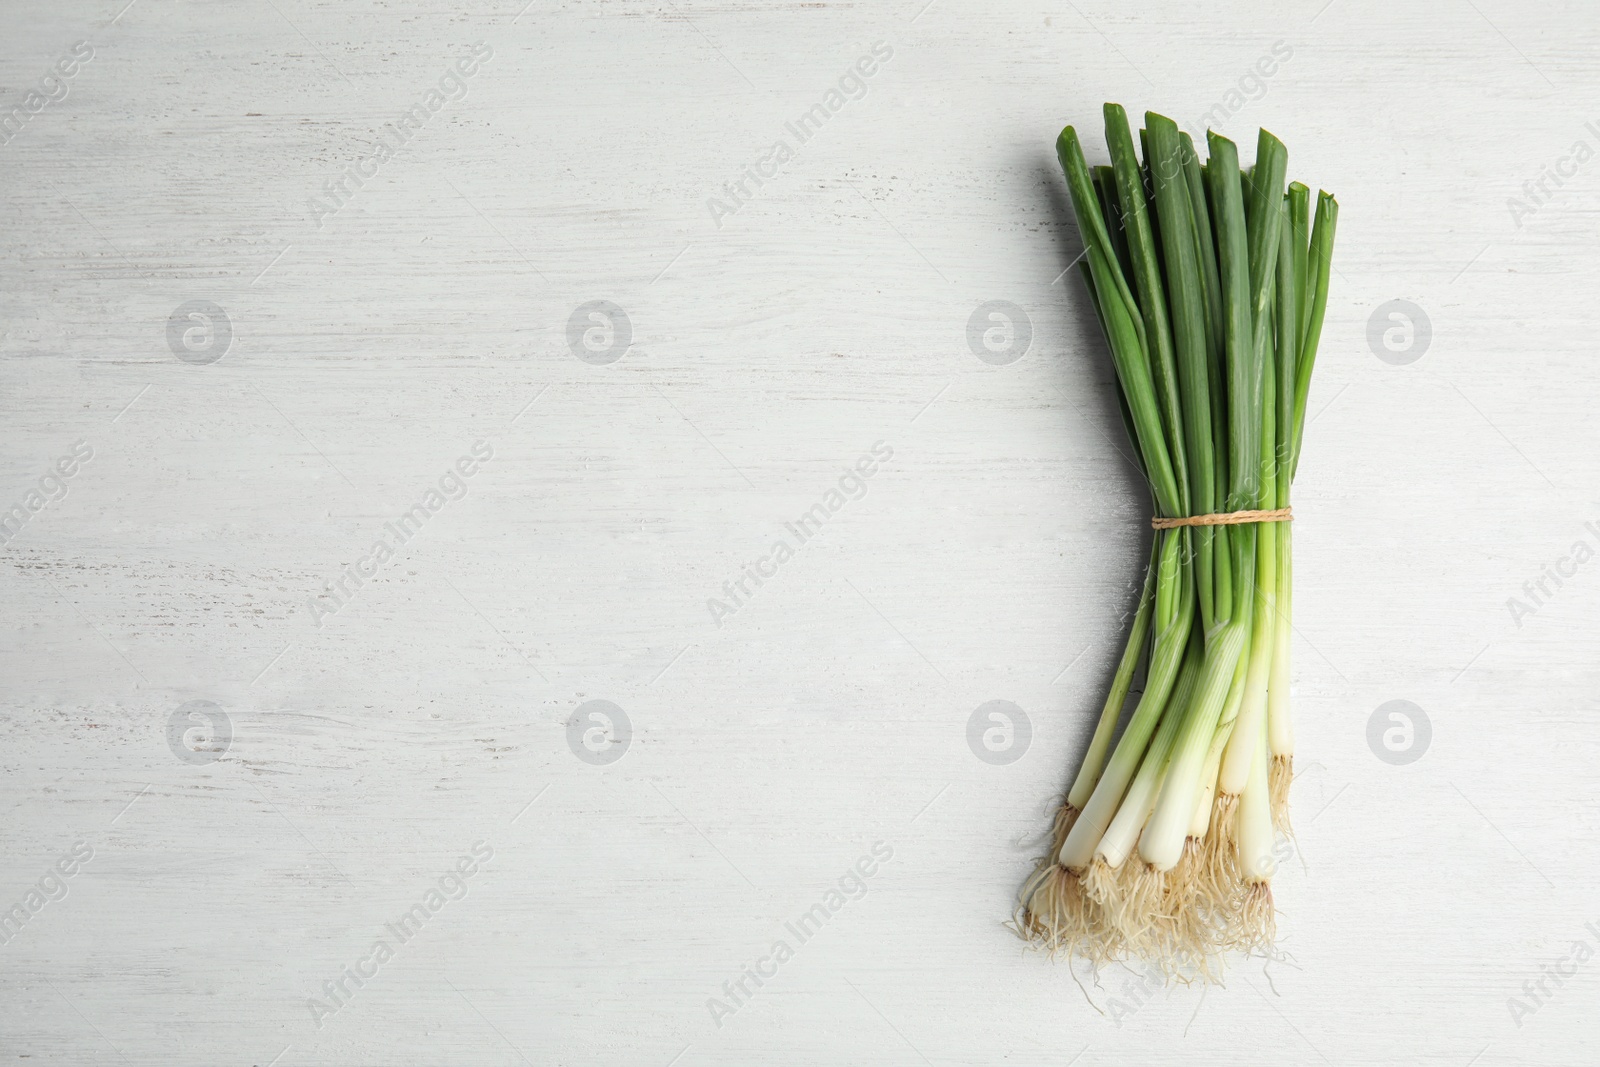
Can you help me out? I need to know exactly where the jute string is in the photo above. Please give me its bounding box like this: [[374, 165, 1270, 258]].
[[1150, 507, 1292, 530]]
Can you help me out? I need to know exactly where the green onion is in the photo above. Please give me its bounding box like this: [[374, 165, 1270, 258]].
[[1016, 104, 1339, 979]]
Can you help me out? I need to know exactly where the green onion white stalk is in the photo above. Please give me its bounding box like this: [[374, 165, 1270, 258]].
[[1015, 103, 1338, 979]]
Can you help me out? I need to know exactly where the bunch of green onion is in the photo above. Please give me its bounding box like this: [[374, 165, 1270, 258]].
[[1016, 104, 1337, 978]]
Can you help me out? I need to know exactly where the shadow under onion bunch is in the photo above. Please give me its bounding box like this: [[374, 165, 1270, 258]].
[[1015, 104, 1337, 980]]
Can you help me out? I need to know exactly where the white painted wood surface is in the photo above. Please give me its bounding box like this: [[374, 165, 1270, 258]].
[[3, 0, 1598, 1063]]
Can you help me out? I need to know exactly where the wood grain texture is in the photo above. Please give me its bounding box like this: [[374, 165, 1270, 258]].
[[2, 0, 1599, 1064]]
